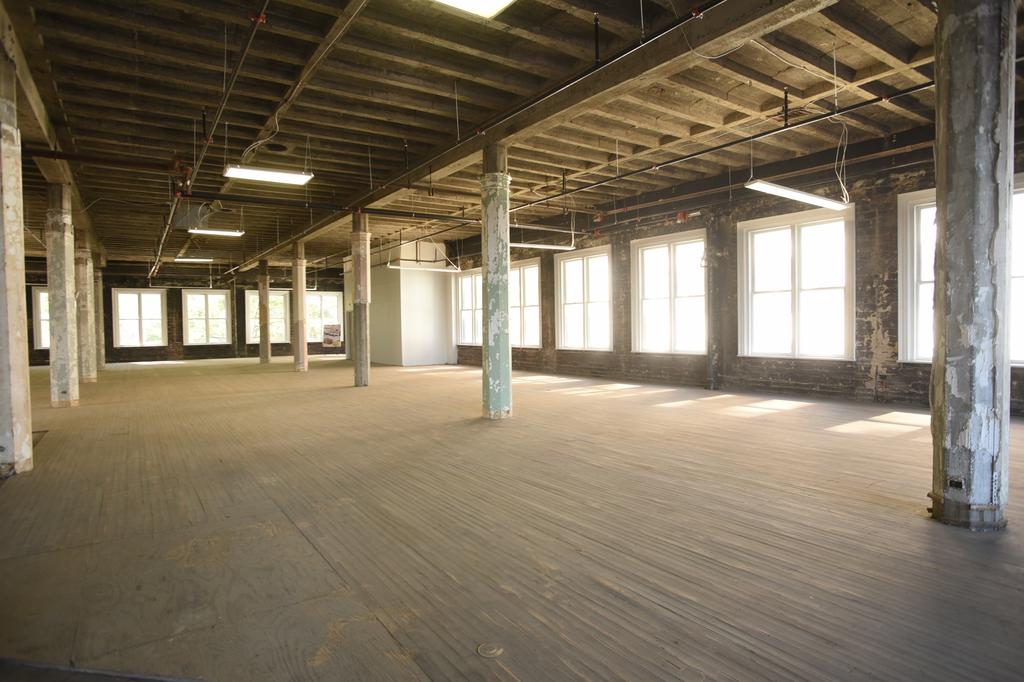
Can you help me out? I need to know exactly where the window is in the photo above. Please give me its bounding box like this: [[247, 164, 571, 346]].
[[457, 271, 483, 345], [899, 187, 1024, 363], [631, 230, 706, 353], [509, 261, 540, 347], [182, 290, 230, 345], [457, 262, 540, 347], [245, 290, 290, 344], [32, 287, 49, 349], [737, 207, 855, 359], [306, 291, 343, 343], [556, 245, 612, 350], [112, 288, 167, 347]]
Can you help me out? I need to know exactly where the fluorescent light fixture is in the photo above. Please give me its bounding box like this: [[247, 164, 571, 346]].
[[187, 228, 245, 237], [223, 164, 314, 186], [433, 0, 515, 18], [387, 260, 460, 273], [744, 179, 848, 211], [510, 242, 575, 251], [174, 257, 214, 263]]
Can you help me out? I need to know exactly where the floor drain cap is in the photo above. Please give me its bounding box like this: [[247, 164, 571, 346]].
[[476, 643, 504, 658]]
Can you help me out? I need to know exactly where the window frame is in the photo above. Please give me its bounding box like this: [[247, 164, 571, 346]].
[[554, 244, 613, 352], [111, 288, 168, 348], [898, 181, 1024, 365], [630, 228, 707, 355], [244, 289, 291, 344], [737, 206, 856, 360], [32, 286, 50, 350], [181, 289, 232, 346], [456, 260, 541, 348], [456, 270, 484, 346], [305, 291, 344, 344]]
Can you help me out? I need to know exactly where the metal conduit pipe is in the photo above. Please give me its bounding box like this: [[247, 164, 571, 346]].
[[510, 80, 937, 213], [224, 0, 731, 272], [149, 0, 271, 279]]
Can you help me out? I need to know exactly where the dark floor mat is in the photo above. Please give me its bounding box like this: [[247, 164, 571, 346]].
[[0, 659, 201, 682]]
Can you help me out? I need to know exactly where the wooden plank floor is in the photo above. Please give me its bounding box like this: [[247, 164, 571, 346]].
[[1, 357, 1022, 681]]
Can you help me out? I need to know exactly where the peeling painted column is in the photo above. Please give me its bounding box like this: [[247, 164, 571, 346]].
[[258, 260, 271, 364], [930, 0, 1015, 530], [0, 56, 32, 474], [352, 212, 370, 387], [481, 143, 512, 420], [75, 249, 97, 383], [46, 184, 79, 408], [292, 242, 308, 372], [94, 269, 105, 371]]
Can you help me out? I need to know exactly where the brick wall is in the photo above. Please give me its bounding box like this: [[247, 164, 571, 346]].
[[456, 163, 1024, 414]]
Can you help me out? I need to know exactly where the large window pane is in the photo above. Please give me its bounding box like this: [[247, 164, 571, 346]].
[[460, 276, 473, 310], [142, 319, 163, 345], [586, 301, 610, 349], [800, 221, 845, 289], [523, 266, 539, 306], [40, 322, 50, 349], [587, 255, 610, 302], [916, 282, 934, 361], [918, 206, 937, 283], [563, 259, 583, 303], [751, 291, 792, 354], [118, 292, 138, 320], [460, 311, 473, 343], [188, 319, 207, 344], [674, 297, 706, 353], [798, 288, 845, 356], [140, 293, 162, 320], [119, 320, 139, 347], [509, 305, 522, 346], [508, 268, 521, 306], [186, 294, 206, 319], [209, 293, 227, 319], [523, 306, 540, 346], [674, 241, 704, 297], [752, 228, 792, 292], [641, 246, 669, 299], [562, 303, 584, 348], [474, 309, 482, 344], [641, 298, 670, 352], [209, 319, 228, 344]]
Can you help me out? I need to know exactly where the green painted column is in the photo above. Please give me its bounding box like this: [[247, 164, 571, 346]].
[[292, 242, 308, 372], [46, 183, 79, 408], [481, 143, 511, 420]]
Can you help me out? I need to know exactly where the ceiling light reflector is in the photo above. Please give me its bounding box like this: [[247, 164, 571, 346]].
[[174, 257, 214, 263], [432, 0, 515, 18], [187, 228, 245, 237], [223, 164, 314, 186], [509, 242, 575, 251], [744, 179, 848, 211]]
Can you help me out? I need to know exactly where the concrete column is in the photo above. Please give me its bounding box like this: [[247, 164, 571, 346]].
[[352, 213, 370, 387], [481, 143, 512, 420], [929, 0, 1015, 530], [94, 269, 105, 371], [257, 260, 271, 364], [46, 184, 79, 408], [75, 249, 97, 383], [292, 242, 308, 372], [0, 56, 32, 475]]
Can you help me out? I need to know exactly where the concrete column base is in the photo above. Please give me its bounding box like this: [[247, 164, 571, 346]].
[[81, 377, 97, 384], [51, 399, 79, 409], [929, 493, 1007, 531], [484, 408, 511, 420]]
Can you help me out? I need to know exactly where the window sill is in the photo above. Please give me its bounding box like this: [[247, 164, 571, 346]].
[[736, 354, 854, 362], [183, 342, 232, 347], [555, 347, 614, 353], [632, 350, 707, 357]]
